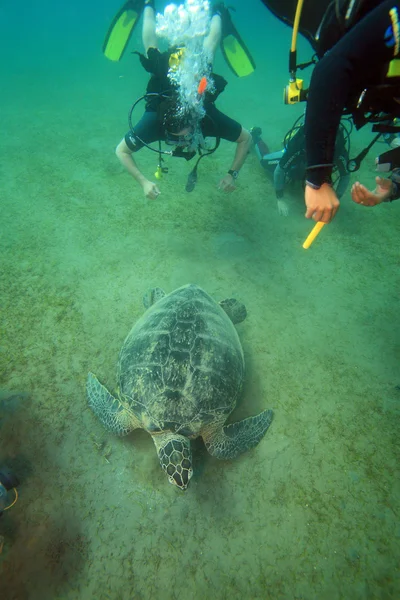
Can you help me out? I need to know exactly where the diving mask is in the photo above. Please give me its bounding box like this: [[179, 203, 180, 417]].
[[165, 129, 194, 147]]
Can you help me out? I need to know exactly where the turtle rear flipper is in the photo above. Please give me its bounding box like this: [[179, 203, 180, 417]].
[[203, 409, 273, 459], [219, 298, 247, 324], [87, 372, 140, 436], [143, 287, 166, 309]]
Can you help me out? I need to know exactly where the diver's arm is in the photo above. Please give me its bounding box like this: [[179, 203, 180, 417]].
[[273, 163, 289, 215], [273, 163, 286, 198], [116, 139, 147, 186], [115, 139, 160, 200], [218, 129, 252, 192], [305, 0, 400, 221], [142, 4, 158, 53], [203, 14, 221, 61], [230, 128, 252, 171]]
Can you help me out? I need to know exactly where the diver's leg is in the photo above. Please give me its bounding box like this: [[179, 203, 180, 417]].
[[259, 150, 284, 176], [143, 2, 158, 53], [203, 12, 221, 62]]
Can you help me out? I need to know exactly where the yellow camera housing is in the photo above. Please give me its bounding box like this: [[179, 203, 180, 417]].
[[284, 78, 304, 105]]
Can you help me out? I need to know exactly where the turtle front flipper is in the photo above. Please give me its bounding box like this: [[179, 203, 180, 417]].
[[202, 409, 273, 459], [87, 372, 141, 436], [219, 298, 247, 324]]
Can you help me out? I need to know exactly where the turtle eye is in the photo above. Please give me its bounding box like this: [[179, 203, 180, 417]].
[[180, 468, 194, 488]]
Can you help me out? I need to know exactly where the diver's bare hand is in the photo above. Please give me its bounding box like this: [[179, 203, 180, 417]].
[[277, 199, 289, 216], [218, 174, 236, 193], [351, 177, 391, 206], [143, 180, 161, 200], [305, 183, 339, 223]]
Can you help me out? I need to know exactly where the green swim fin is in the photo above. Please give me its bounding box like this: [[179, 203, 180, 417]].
[[103, 0, 145, 62], [219, 5, 256, 77]]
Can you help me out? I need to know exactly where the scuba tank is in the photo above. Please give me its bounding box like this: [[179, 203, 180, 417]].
[[316, 0, 385, 58]]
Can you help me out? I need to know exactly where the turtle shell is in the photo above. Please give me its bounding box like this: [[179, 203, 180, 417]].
[[117, 284, 244, 437]]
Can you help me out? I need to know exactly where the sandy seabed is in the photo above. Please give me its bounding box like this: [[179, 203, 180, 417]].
[[1, 8, 400, 599]]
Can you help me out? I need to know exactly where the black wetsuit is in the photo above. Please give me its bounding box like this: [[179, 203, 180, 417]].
[[305, 0, 400, 192], [125, 104, 241, 152], [125, 48, 242, 152], [280, 123, 349, 197]]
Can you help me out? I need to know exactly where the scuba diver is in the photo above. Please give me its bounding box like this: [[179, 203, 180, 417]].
[[103, 0, 256, 199], [251, 118, 350, 216], [260, 0, 400, 222]]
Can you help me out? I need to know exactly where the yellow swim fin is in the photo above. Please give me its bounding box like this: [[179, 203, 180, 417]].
[[103, 0, 145, 62], [219, 5, 256, 77]]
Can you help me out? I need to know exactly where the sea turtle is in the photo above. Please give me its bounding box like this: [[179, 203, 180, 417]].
[[87, 284, 273, 490]]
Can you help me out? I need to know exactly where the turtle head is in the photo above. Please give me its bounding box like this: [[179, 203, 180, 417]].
[[152, 433, 193, 490]]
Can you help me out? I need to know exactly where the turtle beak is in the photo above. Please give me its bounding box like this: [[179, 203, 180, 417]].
[[169, 468, 193, 490]]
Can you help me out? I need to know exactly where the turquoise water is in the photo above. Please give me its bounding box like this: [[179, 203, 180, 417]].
[[1, 1, 399, 598]]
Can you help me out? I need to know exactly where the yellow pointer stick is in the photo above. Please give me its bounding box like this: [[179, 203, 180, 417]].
[[302, 222, 326, 249]]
